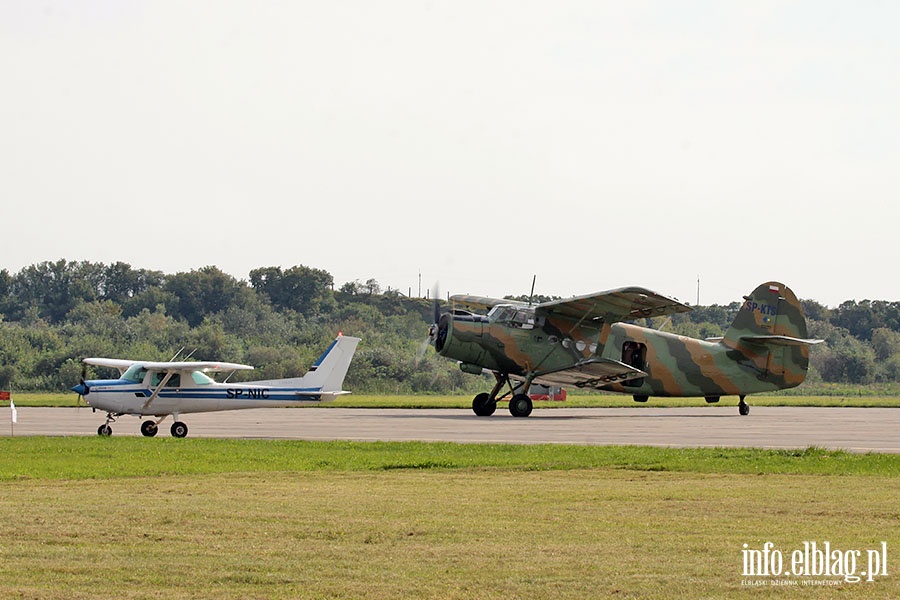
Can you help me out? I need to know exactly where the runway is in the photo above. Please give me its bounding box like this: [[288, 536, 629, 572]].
[[7, 406, 900, 452]]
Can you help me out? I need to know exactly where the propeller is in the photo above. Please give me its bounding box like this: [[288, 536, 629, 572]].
[[416, 283, 442, 365], [72, 364, 90, 407]]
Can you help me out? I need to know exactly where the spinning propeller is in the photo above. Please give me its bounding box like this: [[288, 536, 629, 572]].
[[73, 364, 90, 407]]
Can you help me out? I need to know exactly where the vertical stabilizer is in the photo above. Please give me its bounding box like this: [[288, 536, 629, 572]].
[[302, 335, 361, 392], [245, 335, 361, 393], [724, 282, 810, 345], [723, 282, 821, 389]]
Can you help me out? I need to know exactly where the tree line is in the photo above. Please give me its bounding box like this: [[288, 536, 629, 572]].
[[1, 259, 899, 392]]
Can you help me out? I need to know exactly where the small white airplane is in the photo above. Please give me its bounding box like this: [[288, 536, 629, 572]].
[[71, 334, 361, 438]]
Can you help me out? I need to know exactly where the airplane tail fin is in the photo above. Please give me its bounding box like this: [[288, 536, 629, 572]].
[[723, 282, 822, 387], [301, 334, 361, 394], [245, 335, 361, 397]]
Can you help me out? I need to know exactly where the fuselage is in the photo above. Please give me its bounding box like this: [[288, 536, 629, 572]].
[[435, 306, 809, 398], [83, 370, 335, 416]]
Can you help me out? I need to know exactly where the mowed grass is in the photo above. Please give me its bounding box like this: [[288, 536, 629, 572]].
[[14, 391, 900, 408], [1, 439, 899, 599]]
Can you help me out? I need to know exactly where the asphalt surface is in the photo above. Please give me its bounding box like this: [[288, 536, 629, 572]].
[[7, 406, 899, 452]]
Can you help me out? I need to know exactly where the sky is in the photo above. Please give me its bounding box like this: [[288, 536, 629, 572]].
[[2, 1, 898, 308]]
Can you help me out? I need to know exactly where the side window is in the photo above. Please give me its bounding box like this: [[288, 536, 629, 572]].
[[622, 341, 647, 388], [151, 372, 181, 387], [191, 371, 215, 385]]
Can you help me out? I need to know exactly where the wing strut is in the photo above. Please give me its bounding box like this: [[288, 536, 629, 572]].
[[142, 371, 175, 410]]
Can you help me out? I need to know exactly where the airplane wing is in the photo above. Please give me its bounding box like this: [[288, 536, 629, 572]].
[[531, 357, 647, 388], [83, 358, 254, 372], [83, 358, 140, 371], [535, 287, 691, 323]]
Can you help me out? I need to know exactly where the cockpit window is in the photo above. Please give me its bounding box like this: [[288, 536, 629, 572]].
[[488, 305, 535, 328], [191, 371, 215, 385], [488, 305, 518, 323], [122, 364, 147, 384]]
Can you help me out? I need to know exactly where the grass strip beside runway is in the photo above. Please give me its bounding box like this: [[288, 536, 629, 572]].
[[1, 440, 898, 599], [1, 438, 899, 480]]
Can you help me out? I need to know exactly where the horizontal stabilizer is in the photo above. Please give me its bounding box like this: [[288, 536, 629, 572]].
[[740, 335, 824, 347]]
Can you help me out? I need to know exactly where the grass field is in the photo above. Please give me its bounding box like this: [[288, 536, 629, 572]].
[[13, 391, 900, 409], [1, 439, 898, 599]]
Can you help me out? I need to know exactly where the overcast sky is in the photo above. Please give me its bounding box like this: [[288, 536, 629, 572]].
[[2, 1, 898, 307]]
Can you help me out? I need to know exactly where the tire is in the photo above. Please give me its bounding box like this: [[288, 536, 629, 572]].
[[508, 393, 533, 418], [97, 424, 112, 436], [140, 420, 158, 437], [170, 421, 189, 438], [472, 392, 497, 417]]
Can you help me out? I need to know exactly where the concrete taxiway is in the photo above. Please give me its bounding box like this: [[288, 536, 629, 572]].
[[6, 406, 899, 452]]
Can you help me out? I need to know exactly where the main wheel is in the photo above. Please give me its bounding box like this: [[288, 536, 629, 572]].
[[738, 402, 750, 416], [170, 421, 189, 438], [140, 420, 159, 437], [472, 392, 497, 416], [509, 393, 533, 418], [97, 424, 112, 436]]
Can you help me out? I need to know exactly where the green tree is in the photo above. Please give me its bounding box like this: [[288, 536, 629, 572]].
[[165, 266, 253, 327], [250, 265, 335, 316]]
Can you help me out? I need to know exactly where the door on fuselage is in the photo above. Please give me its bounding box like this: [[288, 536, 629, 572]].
[[622, 341, 646, 388]]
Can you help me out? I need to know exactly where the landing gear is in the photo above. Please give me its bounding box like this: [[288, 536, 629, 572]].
[[472, 392, 496, 417], [140, 420, 159, 437], [97, 413, 117, 436], [508, 393, 533, 418], [633, 395, 649, 403], [705, 396, 720, 404], [738, 396, 750, 416], [170, 421, 189, 438], [470, 372, 535, 417]]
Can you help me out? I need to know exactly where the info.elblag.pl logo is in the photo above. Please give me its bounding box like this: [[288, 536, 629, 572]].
[[741, 541, 889, 585]]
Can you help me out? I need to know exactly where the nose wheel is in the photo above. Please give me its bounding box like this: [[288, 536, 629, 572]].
[[97, 413, 118, 436]]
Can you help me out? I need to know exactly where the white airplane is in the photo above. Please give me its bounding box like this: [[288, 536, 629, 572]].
[[71, 334, 361, 438]]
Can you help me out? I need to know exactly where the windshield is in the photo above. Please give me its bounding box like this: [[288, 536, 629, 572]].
[[121, 364, 147, 384], [488, 305, 535, 328]]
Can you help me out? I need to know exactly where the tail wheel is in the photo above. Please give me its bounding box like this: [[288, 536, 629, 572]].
[[509, 394, 533, 418]]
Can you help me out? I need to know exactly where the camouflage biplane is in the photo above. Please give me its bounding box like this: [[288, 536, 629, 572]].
[[428, 282, 821, 417]]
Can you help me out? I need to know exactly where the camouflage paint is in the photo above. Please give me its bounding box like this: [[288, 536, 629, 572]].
[[435, 282, 818, 400]]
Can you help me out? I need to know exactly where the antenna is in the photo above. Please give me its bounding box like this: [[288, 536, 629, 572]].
[[696, 276, 700, 306], [528, 275, 537, 306]]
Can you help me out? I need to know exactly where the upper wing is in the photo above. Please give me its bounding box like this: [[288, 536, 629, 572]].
[[83, 358, 139, 370], [532, 357, 647, 388], [535, 287, 691, 324], [83, 358, 254, 373]]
